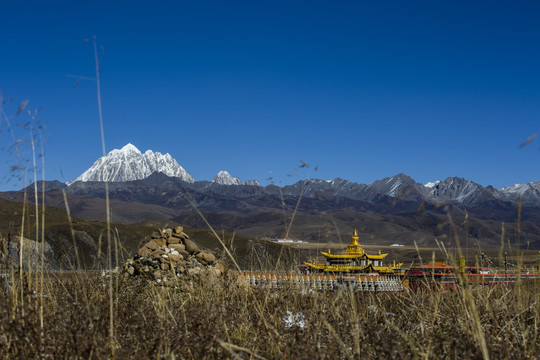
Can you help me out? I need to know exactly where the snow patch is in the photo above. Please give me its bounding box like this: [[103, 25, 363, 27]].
[[245, 179, 261, 186], [425, 181, 440, 188], [455, 181, 477, 203], [283, 311, 306, 328], [388, 179, 402, 197], [500, 183, 529, 195]]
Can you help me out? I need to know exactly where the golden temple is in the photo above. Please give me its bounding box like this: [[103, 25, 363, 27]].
[[304, 229, 403, 274]]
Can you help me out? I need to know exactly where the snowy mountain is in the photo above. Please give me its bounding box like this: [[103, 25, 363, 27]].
[[498, 181, 540, 205], [212, 171, 243, 185], [245, 180, 261, 186], [69, 143, 194, 184], [501, 183, 531, 196]]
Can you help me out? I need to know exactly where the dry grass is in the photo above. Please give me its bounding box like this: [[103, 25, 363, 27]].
[[0, 270, 538, 359]]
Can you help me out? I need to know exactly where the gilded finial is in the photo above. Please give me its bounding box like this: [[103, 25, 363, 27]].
[[351, 229, 359, 246]]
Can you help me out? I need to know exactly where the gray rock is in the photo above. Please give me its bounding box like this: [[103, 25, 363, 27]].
[[169, 243, 185, 252], [187, 267, 202, 277], [196, 250, 216, 265], [137, 247, 151, 257], [184, 239, 200, 254], [167, 237, 181, 244], [145, 240, 160, 250], [173, 226, 184, 234]]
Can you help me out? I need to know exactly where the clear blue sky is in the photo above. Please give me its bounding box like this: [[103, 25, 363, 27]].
[[1, 1, 540, 190]]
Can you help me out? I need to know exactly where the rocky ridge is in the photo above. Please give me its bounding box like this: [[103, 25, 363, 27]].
[[123, 226, 226, 289]]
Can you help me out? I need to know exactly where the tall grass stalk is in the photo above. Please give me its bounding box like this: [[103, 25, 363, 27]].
[[61, 190, 81, 269], [1, 100, 29, 307], [183, 194, 241, 271], [39, 127, 46, 330], [274, 170, 310, 271], [30, 124, 39, 295], [91, 35, 115, 347]]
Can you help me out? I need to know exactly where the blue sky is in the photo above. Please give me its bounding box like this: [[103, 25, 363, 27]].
[[1, 1, 540, 190]]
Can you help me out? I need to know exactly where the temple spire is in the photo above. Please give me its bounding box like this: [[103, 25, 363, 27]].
[[351, 228, 359, 246], [346, 228, 364, 255]]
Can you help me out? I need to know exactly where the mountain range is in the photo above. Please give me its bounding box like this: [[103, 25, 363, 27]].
[[1, 144, 539, 248], [62, 143, 540, 207]]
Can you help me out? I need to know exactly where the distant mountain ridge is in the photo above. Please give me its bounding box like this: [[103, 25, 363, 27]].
[[4, 145, 540, 249], [6, 174, 540, 249], [266, 174, 535, 208], [49, 143, 540, 208], [52, 171, 539, 223], [8, 171, 540, 248]]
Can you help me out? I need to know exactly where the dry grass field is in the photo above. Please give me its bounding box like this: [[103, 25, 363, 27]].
[[0, 268, 538, 359]]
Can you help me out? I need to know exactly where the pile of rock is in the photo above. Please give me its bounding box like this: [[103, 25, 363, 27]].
[[123, 226, 226, 288]]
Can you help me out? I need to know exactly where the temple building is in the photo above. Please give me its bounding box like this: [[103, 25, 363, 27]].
[[304, 229, 403, 274]]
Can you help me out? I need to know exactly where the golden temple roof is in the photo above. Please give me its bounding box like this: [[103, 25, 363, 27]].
[[303, 229, 402, 274], [320, 252, 388, 260], [321, 229, 388, 259]]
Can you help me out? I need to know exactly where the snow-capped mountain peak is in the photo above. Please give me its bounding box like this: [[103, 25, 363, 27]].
[[500, 183, 529, 195], [69, 144, 194, 184], [498, 181, 540, 205], [425, 181, 440, 188], [120, 143, 141, 154], [107, 143, 142, 157], [212, 171, 243, 185]]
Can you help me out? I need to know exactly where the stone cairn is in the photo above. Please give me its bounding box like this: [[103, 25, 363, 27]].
[[123, 226, 226, 289]]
